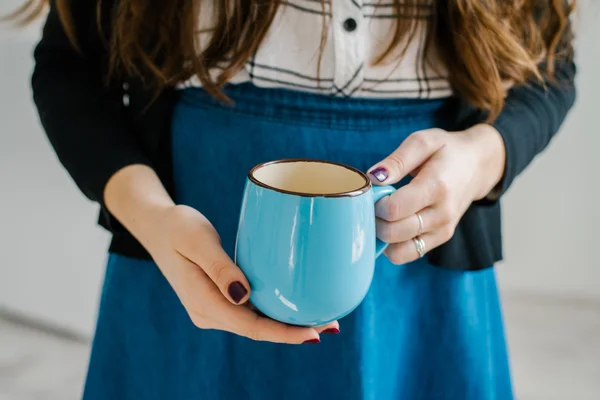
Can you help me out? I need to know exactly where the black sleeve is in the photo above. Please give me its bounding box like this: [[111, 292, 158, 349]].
[[487, 58, 577, 200], [31, 1, 152, 210]]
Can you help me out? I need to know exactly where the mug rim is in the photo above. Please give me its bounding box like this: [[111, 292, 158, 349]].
[[248, 158, 372, 198]]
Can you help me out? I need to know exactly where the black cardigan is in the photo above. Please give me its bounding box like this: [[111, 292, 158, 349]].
[[31, 0, 577, 270]]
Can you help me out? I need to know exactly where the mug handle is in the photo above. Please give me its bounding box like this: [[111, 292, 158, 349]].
[[372, 185, 397, 258]]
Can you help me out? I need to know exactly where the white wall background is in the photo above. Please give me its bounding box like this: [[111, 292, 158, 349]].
[[497, 2, 600, 299], [0, 3, 109, 338], [0, 1, 598, 337]]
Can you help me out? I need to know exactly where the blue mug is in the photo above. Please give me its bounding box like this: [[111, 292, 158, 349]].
[[235, 159, 396, 326]]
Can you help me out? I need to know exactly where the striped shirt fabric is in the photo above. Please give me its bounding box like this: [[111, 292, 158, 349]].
[[180, 0, 453, 99]]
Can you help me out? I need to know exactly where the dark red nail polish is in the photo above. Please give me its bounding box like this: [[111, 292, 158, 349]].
[[303, 338, 320, 344], [228, 281, 248, 304], [322, 328, 340, 335], [369, 167, 389, 182]]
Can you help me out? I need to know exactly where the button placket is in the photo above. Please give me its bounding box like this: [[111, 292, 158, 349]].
[[331, 0, 365, 96]]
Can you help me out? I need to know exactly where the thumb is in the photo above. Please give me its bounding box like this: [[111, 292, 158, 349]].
[[367, 129, 445, 185], [185, 233, 251, 305]]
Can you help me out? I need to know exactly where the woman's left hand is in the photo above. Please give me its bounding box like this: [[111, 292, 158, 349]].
[[368, 124, 506, 265]]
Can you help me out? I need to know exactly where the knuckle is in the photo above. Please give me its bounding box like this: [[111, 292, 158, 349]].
[[440, 224, 456, 241], [387, 153, 406, 176], [438, 213, 452, 227], [377, 222, 395, 243], [167, 206, 190, 231], [385, 199, 400, 221], [411, 130, 434, 151], [438, 204, 454, 225], [410, 130, 427, 145], [431, 178, 449, 200], [429, 128, 446, 137], [208, 260, 230, 285], [170, 204, 189, 220]]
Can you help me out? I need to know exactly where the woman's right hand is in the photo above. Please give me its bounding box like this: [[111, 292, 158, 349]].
[[104, 165, 337, 345], [146, 204, 338, 344]]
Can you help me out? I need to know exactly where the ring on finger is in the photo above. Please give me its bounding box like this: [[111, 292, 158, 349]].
[[415, 212, 424, 235], [412, 235, 426, 258]]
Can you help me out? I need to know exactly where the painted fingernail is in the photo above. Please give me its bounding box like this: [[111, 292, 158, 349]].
[[322, 328, 340, 335], [369, 167, 389, 182], [228, 281, 248, 304], [303, 338, 321, 344]]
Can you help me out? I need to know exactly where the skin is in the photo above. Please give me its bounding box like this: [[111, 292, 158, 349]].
[[367, 124, 506, 264], [103, 123, 504, 344]]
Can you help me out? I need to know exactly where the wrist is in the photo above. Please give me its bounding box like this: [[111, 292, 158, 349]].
[[104, 164, 175, 247], [464, 124, 507, 200]]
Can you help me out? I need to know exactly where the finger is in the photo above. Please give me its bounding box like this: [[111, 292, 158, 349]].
[[376, 206, 448, 243], [383, 225, 456, 265], [374, 177, 439, 222], [246, 301, 267, 318], [180, 233, 251, 305], [375, 149, 451, 222], [179, 261, 318, 344], [246, 302, 339, 335], [219, 303, 322, 344], [315, 320, 340, 335], [185, 273, 321, 344], [367, 129, 445, 185]]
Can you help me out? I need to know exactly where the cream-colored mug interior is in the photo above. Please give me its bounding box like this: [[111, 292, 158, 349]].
[[251, 160, 369, 195]]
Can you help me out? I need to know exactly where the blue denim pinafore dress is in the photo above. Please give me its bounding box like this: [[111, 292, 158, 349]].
[[83, 83, 513, 400]]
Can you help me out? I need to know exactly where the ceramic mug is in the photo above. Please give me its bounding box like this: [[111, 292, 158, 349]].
[[234, 159, 396, 326]]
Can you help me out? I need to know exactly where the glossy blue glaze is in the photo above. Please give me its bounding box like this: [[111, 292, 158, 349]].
[[372, 185, 396, 257], [235, 175, 395, 326]]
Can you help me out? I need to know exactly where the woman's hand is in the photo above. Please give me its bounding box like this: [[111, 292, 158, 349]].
[[147, 205, 338, 343], [367, 124, 506, 265], [105, 165, 337, 344]]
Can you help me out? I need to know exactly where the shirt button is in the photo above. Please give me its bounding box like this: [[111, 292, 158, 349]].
[[343, 18, 357, 32]]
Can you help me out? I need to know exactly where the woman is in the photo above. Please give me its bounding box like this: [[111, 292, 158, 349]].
[[13, 0, 575, 398]]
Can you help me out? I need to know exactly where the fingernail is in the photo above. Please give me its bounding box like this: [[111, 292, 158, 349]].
[[322, 328, 340, 335], [228, 281, 248, 304], [303, 338, 321, 344], [369, 167, 389, 182]]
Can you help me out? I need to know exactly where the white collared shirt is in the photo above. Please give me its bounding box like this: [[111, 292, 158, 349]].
[[181, 0, 452, 99]]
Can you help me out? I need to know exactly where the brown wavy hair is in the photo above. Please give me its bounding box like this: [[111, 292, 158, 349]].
[[6, 0, 575, 120]]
